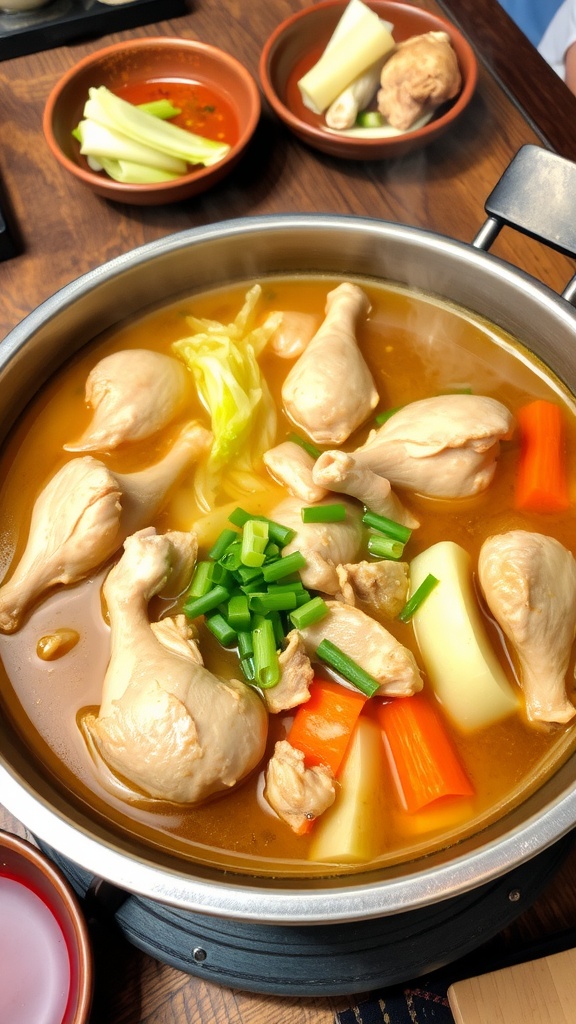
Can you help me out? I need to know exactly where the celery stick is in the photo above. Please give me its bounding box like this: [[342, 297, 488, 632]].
[[97, 157, 181, 184], [77, 119, 188, 175], [84, 86, 230, 166], [298, 0, 395, 114]]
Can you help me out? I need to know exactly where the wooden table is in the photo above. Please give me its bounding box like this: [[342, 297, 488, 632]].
[[1, 1, 576, 1021]]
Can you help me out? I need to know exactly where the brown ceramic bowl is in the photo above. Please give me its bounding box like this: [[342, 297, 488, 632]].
[[43, 37, 261, 205], [259, 0, 478, 160], [0, 830, 93, 1023]]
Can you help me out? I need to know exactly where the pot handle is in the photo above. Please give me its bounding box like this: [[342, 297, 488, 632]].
[[472, 145, 576, 307]]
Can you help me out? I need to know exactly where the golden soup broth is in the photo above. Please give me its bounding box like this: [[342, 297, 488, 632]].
[[1, 274, 576, 878]]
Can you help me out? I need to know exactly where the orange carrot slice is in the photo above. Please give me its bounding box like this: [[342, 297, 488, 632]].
[[288, 678, 367, 776], [515, 399, 570, 513]]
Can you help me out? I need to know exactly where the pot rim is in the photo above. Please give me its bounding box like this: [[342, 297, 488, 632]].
[[1, 212, 576, 924]]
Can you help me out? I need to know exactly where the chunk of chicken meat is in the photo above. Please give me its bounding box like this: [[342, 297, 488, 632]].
[[273, 496, 364, 595], [261, 631, 314, 714], [83, 528, 268, 803], [281, 283, 379, 445], [0, 421, 210, 633], [264, 441, 328, 504], [65, 349, 191, 452], [336, 560, 409, 619], [264, 740, 335, 833], [298, 600, 423, 696], [377, 31, 461, 131], [269, 311, 318, 359], [478, 531, 576, 725], [353, 394, 514, 498], [313, 449, 419, 528]]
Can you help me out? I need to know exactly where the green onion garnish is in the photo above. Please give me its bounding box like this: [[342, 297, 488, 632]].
[[229, 507, 295, 547], [301, 503, 346, 524], [262, 550, 306, 582], [289, 596, 329, 630], [362, 509, 412, 545], [205, 612, 237, 646], [287, 432, 322, 459], [375, 405, 403, 425], [240, 519, 269, 568], [227, 593, 252, 631], [397, 574, 439, 623], [184, 584, 230, 619], [249, 591, 298, 614], [316, 639, 380, 698], [368, 535, 406, 560], [252, 618, 280, 689], [208, 527, 239, 561]]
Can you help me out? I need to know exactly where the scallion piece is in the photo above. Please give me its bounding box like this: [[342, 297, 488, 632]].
[[184, 584, 230, 620], [240, 655, 256, 681], [368, 535, 406, 560], [397, 573, 439, 622], [287, 432, 322, 459], [227, 593, 252, 631], [316, 638, 380, 698], [205, 612, 237, 646], [228, 507, 295, 547], [218, 540, 243, 571], [240, 519, 269, 567], [375, 405, 402, 425], [249, 591, 298, 614], [252, 618, 280, 689], [355, 110, 384, 128], [262, 550, 306, 582], [188, 561, 215, 599], [209, 527, 239, 561], [301, 503, 346, 524], [237, 630, 254, 659], [362, 509, 412, 544], [289, 596, 329, 630]]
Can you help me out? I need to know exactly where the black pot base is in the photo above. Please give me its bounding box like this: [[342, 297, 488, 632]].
[[39, 836, 573, 997]]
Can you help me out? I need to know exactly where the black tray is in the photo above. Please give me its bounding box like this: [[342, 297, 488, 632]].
[[0, 0, 188, 61]]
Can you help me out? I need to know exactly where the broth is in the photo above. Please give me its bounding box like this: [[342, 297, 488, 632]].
[[1, 274, 575, 878]]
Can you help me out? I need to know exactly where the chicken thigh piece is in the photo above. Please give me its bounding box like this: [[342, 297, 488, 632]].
[[313, 449, 419, 528], [281, 283, 379, 445], [377, 31, 461, 131], [269, 311, 319, 359], [64, 349, 191, 452], [298, 600, 423, 696], [263, 441, 328, 504], [264, 740, 336, 834], [353, 394, 515, 498], [0, 422, 211, 634], [84, 528, 268, 804], [478, 531, 576, 725], [273, 496, 364, 595]]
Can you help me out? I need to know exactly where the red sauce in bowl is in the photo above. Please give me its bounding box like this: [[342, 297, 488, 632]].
[[116, 79, 240, 146]]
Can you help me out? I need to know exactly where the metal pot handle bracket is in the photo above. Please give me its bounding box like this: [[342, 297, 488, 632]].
[[472, 145, 576, 307]]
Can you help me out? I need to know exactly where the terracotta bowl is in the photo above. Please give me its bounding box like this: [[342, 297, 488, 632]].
[[259, 0, 478, 160], [0, 830, 92, 1023], [43, 37, 261, 205]]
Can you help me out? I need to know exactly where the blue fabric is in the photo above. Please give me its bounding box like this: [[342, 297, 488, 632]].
[[495, 0, 564, 46]]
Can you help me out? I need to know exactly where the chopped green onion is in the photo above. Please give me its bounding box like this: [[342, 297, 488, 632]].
[[205, 613, 237, 646], [249, 591, 298, 614], [355, 110, 385, 128], [301, 503, 346, 524], [227, 593, 252, 631], [240, 655, 256, 681], [267, 580, 307, 594], [287, 432, 322, 459], [368, 535, 406, 560], [316, 639, 380, 698], [264, 542, 281, 561], [219, 539, 243, 571], [235, 564, 264, 584], [268, 609, 286, 647], [252, 619, 280, 689], [397, 574, 440, 623], [188, 561, 215, 599], [262, 550, 306, 582], [289, 596, 329, 630], [240, 519, 269, 567], [237, 630, 254, 659], [209, 527, 239, 561], [375, 405, 403, 425], [362, 509, 412, 544], [184, 584, 230, 620], [228, 507, 295, 547]]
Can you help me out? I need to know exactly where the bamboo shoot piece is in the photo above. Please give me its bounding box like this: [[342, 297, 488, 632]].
[[409, 541, 519, 731], [308, 715, 387, 863], [298, 0, 395, 114]]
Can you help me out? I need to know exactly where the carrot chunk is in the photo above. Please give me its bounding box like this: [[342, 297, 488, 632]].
[[288, 678, 367, 776], [515, 399, 570, 513], [376, 694, 474, 813]]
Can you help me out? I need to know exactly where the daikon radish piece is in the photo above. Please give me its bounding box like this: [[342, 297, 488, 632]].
[[409, 541, 519, 731], [308, 716, 387, 863], [298, 0, 395, 114]]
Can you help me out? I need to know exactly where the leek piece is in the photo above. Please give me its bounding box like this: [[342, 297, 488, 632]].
[[298, 0, 395, 114], [409, 541, 519, 732], [84, 86, 230, 166], [137, 99, 181, 119], [76, 119, 187, 175], [96, 157, 181, 184]]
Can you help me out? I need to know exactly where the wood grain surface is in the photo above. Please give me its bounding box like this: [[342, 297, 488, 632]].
[[1, 2, 576, 1021]]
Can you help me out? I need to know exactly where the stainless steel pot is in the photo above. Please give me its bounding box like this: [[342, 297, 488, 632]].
[[1, 145, 576, 928]]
